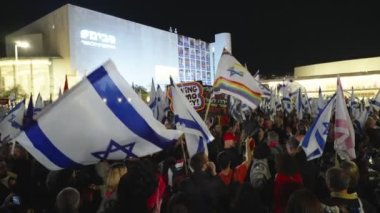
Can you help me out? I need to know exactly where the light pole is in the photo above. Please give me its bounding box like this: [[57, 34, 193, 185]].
[[14, 41, 30, 88]]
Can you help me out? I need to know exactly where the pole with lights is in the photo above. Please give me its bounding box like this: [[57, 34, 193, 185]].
[[14, 40, 30, 88]]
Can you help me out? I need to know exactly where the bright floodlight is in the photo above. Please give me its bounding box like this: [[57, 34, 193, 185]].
[[15, 41, 30, 48]]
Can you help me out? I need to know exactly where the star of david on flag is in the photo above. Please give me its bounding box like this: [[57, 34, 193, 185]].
[[301, 94, 336, 161], [169, 77, 214, 157], [92, 140, 137, 160], [15, 60, 182, 170], [0, 100, 25, 141]]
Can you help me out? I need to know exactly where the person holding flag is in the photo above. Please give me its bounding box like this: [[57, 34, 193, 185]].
[[168, 77, 214, 158]]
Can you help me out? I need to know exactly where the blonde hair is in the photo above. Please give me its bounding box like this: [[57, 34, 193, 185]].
[[105, 163, 128, 194]]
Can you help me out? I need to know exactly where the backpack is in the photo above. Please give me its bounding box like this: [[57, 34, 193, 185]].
[[249, 159, 271, 189]]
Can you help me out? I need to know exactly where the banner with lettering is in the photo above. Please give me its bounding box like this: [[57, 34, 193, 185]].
[[168, 81, 206, 112]]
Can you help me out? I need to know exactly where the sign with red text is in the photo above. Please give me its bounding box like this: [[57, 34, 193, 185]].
[[168, 81, 206, 112]]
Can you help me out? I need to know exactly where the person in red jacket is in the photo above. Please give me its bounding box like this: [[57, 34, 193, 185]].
[[218, 136, 253, 186], [273, 153, 303, 213]]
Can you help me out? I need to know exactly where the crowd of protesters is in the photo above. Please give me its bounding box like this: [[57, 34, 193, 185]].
[[0, 106, 380, 213]]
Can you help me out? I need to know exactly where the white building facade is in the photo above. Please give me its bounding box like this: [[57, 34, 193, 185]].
[[1, 4, 231, 101]]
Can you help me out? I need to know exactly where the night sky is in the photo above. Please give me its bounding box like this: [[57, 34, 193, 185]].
[[1, 0, 380, 77]]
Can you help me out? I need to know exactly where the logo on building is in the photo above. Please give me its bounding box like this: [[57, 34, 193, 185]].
[[80, 29, 116, 49]]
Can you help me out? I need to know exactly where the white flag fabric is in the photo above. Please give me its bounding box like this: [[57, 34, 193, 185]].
[[149, 83, 167, 123], [156, 85, 168, 123], [253, 70, 260, 81], [0, 100, 25, 141], [213, 50, 262, 110], [170, 78, 214, 157], [296, 88, 303, 120], [349, 86, 360, 120], [281, 89, 292, 114], [15, 60, 182, 170], [334, 77, 356, 160], [372, 88, 380, 111], [34, 93, 45, 114], [301, 94, 336, 160], [148, 79, 158, 117], [317, 87, 325, 113]]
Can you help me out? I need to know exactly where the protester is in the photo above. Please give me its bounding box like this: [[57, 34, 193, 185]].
[[56, 187, 80, 213], [322, 167, 376, 213]]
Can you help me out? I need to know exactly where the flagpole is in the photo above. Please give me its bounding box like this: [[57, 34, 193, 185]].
[[179, 134, 189, 175], [204, 90, 214, 122]]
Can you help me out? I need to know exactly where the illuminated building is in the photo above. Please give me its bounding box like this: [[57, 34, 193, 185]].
[[263, 56, 380, 98], [0, 4, 231, 101]]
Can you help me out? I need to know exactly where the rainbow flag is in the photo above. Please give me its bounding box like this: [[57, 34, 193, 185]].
[[213, 51, 262, 110]]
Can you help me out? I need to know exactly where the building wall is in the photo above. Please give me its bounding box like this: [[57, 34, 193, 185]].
[[2, 4, 230, 101], [4, 5, 73, 100], [68, 5, 179, 89], [264, 73, 380, 98], [295, 56, 380, 77], [5, 5, 71, 61], [210, 32, 232, 83]]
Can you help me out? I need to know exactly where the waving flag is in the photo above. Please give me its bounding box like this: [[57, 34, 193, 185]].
[[0, 100, 25, 141], [317, 87, 325, 113], [349, 86, 360, 119], [156, 85, 168, 123], [296, 88, 303, 120], [148, 79, 158, 115], [148, 80, 167, 123], [335, 77, 356, 160], [282, 89, 292, 114], [169, 77, 214, 157], [34, 93, 45, 114], [302, 93, 312, 114], [301, 94, 336, 160], [15, 60, 182, 170], [372, 88, 380, 111], [253, 70, 260, 81], [213, 50, 262, 110], [25, 95, 34, 118]]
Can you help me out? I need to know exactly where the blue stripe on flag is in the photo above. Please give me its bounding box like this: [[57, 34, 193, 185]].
[[301, 94, 336, 149], [315, 130, 325, 150], [196, 136, 205, 153], [25, 124, 82, 168], [307, 149, 321, 159], [87, 66, 176, 149], [373, 99, 380, 108], [174, 115, 209, 140], [149, 98, 157, 109]]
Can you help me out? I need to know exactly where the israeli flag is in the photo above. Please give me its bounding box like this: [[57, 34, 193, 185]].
[[148, 79, 158, 115], [34, 93, 45, 115], [372, 88, 380, 111], [156, 85, 168, 123], [296, 88, 303, 120], [15, 60, 182, 170], [317, 87, 325, 113], [259, 83, 271, 100], [169, 77, 214, 157], [0, 100, 25, 141], [301, 94, 336, 161], [282, 89, 292, 114]]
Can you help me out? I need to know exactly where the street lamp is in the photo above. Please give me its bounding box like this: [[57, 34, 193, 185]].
[[14, 40, 30, 88]]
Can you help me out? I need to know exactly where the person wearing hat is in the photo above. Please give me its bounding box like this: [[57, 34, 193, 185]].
[[222, 132, 241, 168], [218, 137, 253, 186]]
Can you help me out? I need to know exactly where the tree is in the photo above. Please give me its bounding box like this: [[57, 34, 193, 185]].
[[132, 84, 149, 103]]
